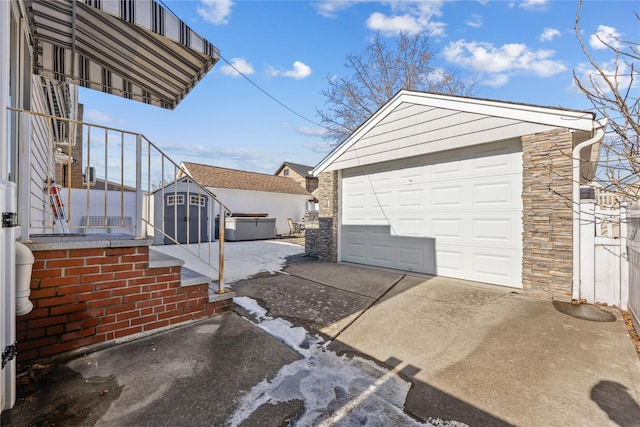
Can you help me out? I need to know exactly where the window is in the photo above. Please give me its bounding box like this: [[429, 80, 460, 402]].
[[167, 195, 184, 205], [190, 195, 206, 206], [283, 169, 289, 176]]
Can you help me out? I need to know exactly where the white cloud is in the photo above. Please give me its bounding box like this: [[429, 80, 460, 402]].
[[269, 61, 312, 80], [540, 27, 561, 42], [574, 59, 638, 96], [482, 74, 510, 88], [197, 0, 234, 25], [219, 58, 254, 77], [589, 25, 623, 50], [297, 127, 328, 138], [83, 109, 114, 124], [466, 14, 482, 29], [519, 0, 547, 10], [314, 0, 361, 18], [366, 12, 422, 35], [443, 39, 566, 77], [304, 141, 334, 154], [365, 1, 447, 37]]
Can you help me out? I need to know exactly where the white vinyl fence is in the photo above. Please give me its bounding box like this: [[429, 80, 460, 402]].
[[579, 202, 628, 308], [59, 188, 137, 235], [626, 205, 640, 333]]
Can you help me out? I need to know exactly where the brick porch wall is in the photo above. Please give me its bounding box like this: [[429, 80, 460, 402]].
[[17, 244, 232, 363]]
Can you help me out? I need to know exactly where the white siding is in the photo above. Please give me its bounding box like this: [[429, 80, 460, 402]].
[[29, 75, 54, 234], [328, 102, 555, 171]]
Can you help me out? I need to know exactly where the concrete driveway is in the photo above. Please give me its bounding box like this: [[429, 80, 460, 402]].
[[234, 259, 640, 426], [3, 255, 640, 426]]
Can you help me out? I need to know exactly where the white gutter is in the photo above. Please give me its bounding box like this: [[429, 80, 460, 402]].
[[572, 124, 606, 302]]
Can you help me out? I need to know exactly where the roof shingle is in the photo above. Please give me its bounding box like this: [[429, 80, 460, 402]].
[[181, 162, 312, 196]]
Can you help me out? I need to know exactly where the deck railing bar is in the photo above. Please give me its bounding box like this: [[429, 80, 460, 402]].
[[10, 107, 230, 291]]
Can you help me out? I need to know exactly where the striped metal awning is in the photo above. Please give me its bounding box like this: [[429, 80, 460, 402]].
[[26, 0, 220, 110]]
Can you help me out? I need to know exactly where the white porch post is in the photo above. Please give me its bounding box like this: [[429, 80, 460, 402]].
[[18, 113, 30, 242], [620, 204, 629, 309], [579, 201, 596, 303], [135, 134, 143, 239]]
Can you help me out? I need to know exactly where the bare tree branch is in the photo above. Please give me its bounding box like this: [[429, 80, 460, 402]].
[[574, 0, 640, 201], [317, 32, 475, 144]]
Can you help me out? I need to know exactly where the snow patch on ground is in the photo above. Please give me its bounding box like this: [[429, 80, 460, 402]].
[[231, 297, 467, 427], [151, 240, 304, 284]]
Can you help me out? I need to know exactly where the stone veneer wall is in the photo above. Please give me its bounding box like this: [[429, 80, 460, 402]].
[[304, 227, 319, 257], [313, 171, 338, 262], [521, 128, 575, 301]]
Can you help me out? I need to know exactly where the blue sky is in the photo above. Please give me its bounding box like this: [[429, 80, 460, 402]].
[[79, 0, 638, 174]]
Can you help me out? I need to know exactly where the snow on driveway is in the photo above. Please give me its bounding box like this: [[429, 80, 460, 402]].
[[230, 297, 467, 427], [154, 240, 465, 426], [151, 240, 304, 285]]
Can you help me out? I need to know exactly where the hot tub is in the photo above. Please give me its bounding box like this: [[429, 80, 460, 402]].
[[216, 214, 276, 241]]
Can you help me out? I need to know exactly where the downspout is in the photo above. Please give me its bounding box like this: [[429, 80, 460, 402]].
[[571, 124, 606, 302]]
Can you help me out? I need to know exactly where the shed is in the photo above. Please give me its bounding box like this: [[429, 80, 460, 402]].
[[158, 162, 312, 239]]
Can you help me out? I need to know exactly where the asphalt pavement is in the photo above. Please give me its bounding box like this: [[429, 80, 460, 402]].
[[2, 257, 640, 426]]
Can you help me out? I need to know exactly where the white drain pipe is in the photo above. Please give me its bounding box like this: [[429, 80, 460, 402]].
[[15, 241, 34, 316], [572, 124, 606, 302]]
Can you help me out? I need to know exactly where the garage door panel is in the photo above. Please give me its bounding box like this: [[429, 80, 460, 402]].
[[341, 140, 522, 287], [473, 253, 513, 281], [433, 159, 463, 175], [398, 188, 423, 207], [371, 244, 393, 262], [473, 181, 513, 205], [342, 225, 436, 274], [432, 218, 463, 239], [432, 185, 463, 206], [472, 218, 513, 242], [344, 242, 366, 260], [345, 193, 366, 209], [396, 218, 424, 236]]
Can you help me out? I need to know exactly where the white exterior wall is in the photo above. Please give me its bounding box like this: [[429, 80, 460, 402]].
[[28, 75, 56, 234], [211, 187, 308, 235], [59, 188, 137, 234]]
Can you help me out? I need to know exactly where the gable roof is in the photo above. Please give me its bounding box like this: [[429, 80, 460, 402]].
[[314, 89, 605, 174], [274, 162, 316, 178], [180, 162, 311, 196]]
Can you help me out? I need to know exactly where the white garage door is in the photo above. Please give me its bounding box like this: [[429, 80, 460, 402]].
[[340, 140, 523, 288]]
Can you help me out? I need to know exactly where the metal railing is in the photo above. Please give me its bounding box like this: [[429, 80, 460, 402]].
[[10, 108, 230, 292]]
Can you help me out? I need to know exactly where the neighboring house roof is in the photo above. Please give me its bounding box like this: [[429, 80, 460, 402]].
[[314, 89, 605, 175], [274, 162, 316, 178], [179, 161, 312, 196]]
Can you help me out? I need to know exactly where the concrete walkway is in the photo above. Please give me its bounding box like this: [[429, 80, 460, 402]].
[[3, 258, 640, 426]]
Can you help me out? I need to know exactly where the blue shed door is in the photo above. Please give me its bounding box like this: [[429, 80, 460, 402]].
[[164, 193, 208, 244]]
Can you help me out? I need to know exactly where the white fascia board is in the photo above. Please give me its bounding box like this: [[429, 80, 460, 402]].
[[313, 90, 597, 175]]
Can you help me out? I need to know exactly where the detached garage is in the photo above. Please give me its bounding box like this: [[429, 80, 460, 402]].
[[310, 90, 606, 300]]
